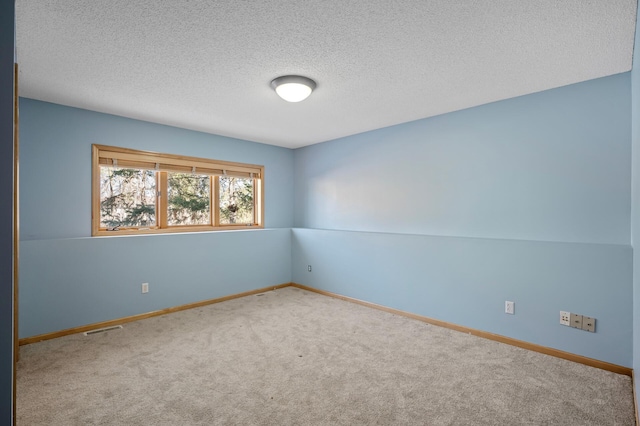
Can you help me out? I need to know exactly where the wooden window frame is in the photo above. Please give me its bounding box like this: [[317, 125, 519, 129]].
[[92, 144, 264, 236]]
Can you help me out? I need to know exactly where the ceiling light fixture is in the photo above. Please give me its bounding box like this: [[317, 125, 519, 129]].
[[270, 75, 316, 103]]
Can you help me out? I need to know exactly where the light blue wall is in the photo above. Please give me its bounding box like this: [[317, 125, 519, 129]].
[[293, 74, 633, 367], [19, 99, 293, 338], [0, 0, 14, 422], [20, 229, 291, 338], [295, 74, 631, 245], [17, 29, 636, 391], [630, 0, 640, 412], [292, 229, 632, 366], [20, 99, 294, 240]]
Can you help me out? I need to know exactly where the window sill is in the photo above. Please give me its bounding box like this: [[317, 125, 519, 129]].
[[92, 224, 263, 237]]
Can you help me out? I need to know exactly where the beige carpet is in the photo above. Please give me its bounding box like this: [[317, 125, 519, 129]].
[[17, 287, 635, 425]]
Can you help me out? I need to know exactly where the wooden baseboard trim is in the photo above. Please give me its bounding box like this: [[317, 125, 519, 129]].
[[290, 283, 633, 377], [19, 283, 291, 346], [20, 282, 634, 378]]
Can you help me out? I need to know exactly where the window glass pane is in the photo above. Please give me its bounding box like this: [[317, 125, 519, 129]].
[[219, 177, 254, 224], [167, 173, 211, 226], [100, 167, 156, 228]]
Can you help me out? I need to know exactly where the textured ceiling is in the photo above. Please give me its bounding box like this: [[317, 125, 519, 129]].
[[16, 1, 638, 149]]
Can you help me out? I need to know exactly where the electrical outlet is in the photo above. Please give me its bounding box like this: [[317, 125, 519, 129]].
[[505, 301, 514, 315], [560, 311, 571, 326], [308, 265, 312, 272], [582, 316, 596, 332], [570, 313, 583, 329], [141, 282, 149, 294]]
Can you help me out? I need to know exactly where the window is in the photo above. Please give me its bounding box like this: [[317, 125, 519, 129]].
[[92, 145, 263, 236]]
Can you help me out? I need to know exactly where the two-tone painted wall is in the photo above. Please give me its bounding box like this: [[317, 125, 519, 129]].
[[18, 99, 294, 338], [10, 2, 640, 421], [19, 75, 634, 368], [19, 75, 635, 367], [292, 73, 633, 367], [16, 32, 637, 385]]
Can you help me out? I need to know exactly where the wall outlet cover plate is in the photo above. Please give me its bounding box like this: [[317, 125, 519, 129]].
[[505, 301, 514, 315], [560, 311, 571, 326], [570, 313, 583, 329], [582, 316, 596, 332]]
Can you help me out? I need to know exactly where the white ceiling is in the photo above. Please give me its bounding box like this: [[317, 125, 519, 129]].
[[16, 1, 638, 149]]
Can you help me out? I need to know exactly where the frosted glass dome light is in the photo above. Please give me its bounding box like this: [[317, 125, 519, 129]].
[[271, 75, 316, 102]]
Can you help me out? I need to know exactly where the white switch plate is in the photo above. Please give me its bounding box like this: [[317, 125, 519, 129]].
[[505, 301, 514, 315], [560, 311, 570, 326], [141, 283, 149, 293]]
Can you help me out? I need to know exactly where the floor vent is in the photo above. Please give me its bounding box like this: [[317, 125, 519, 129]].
[[256, 293, 265, 296], [83, 325, 123, 336]]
